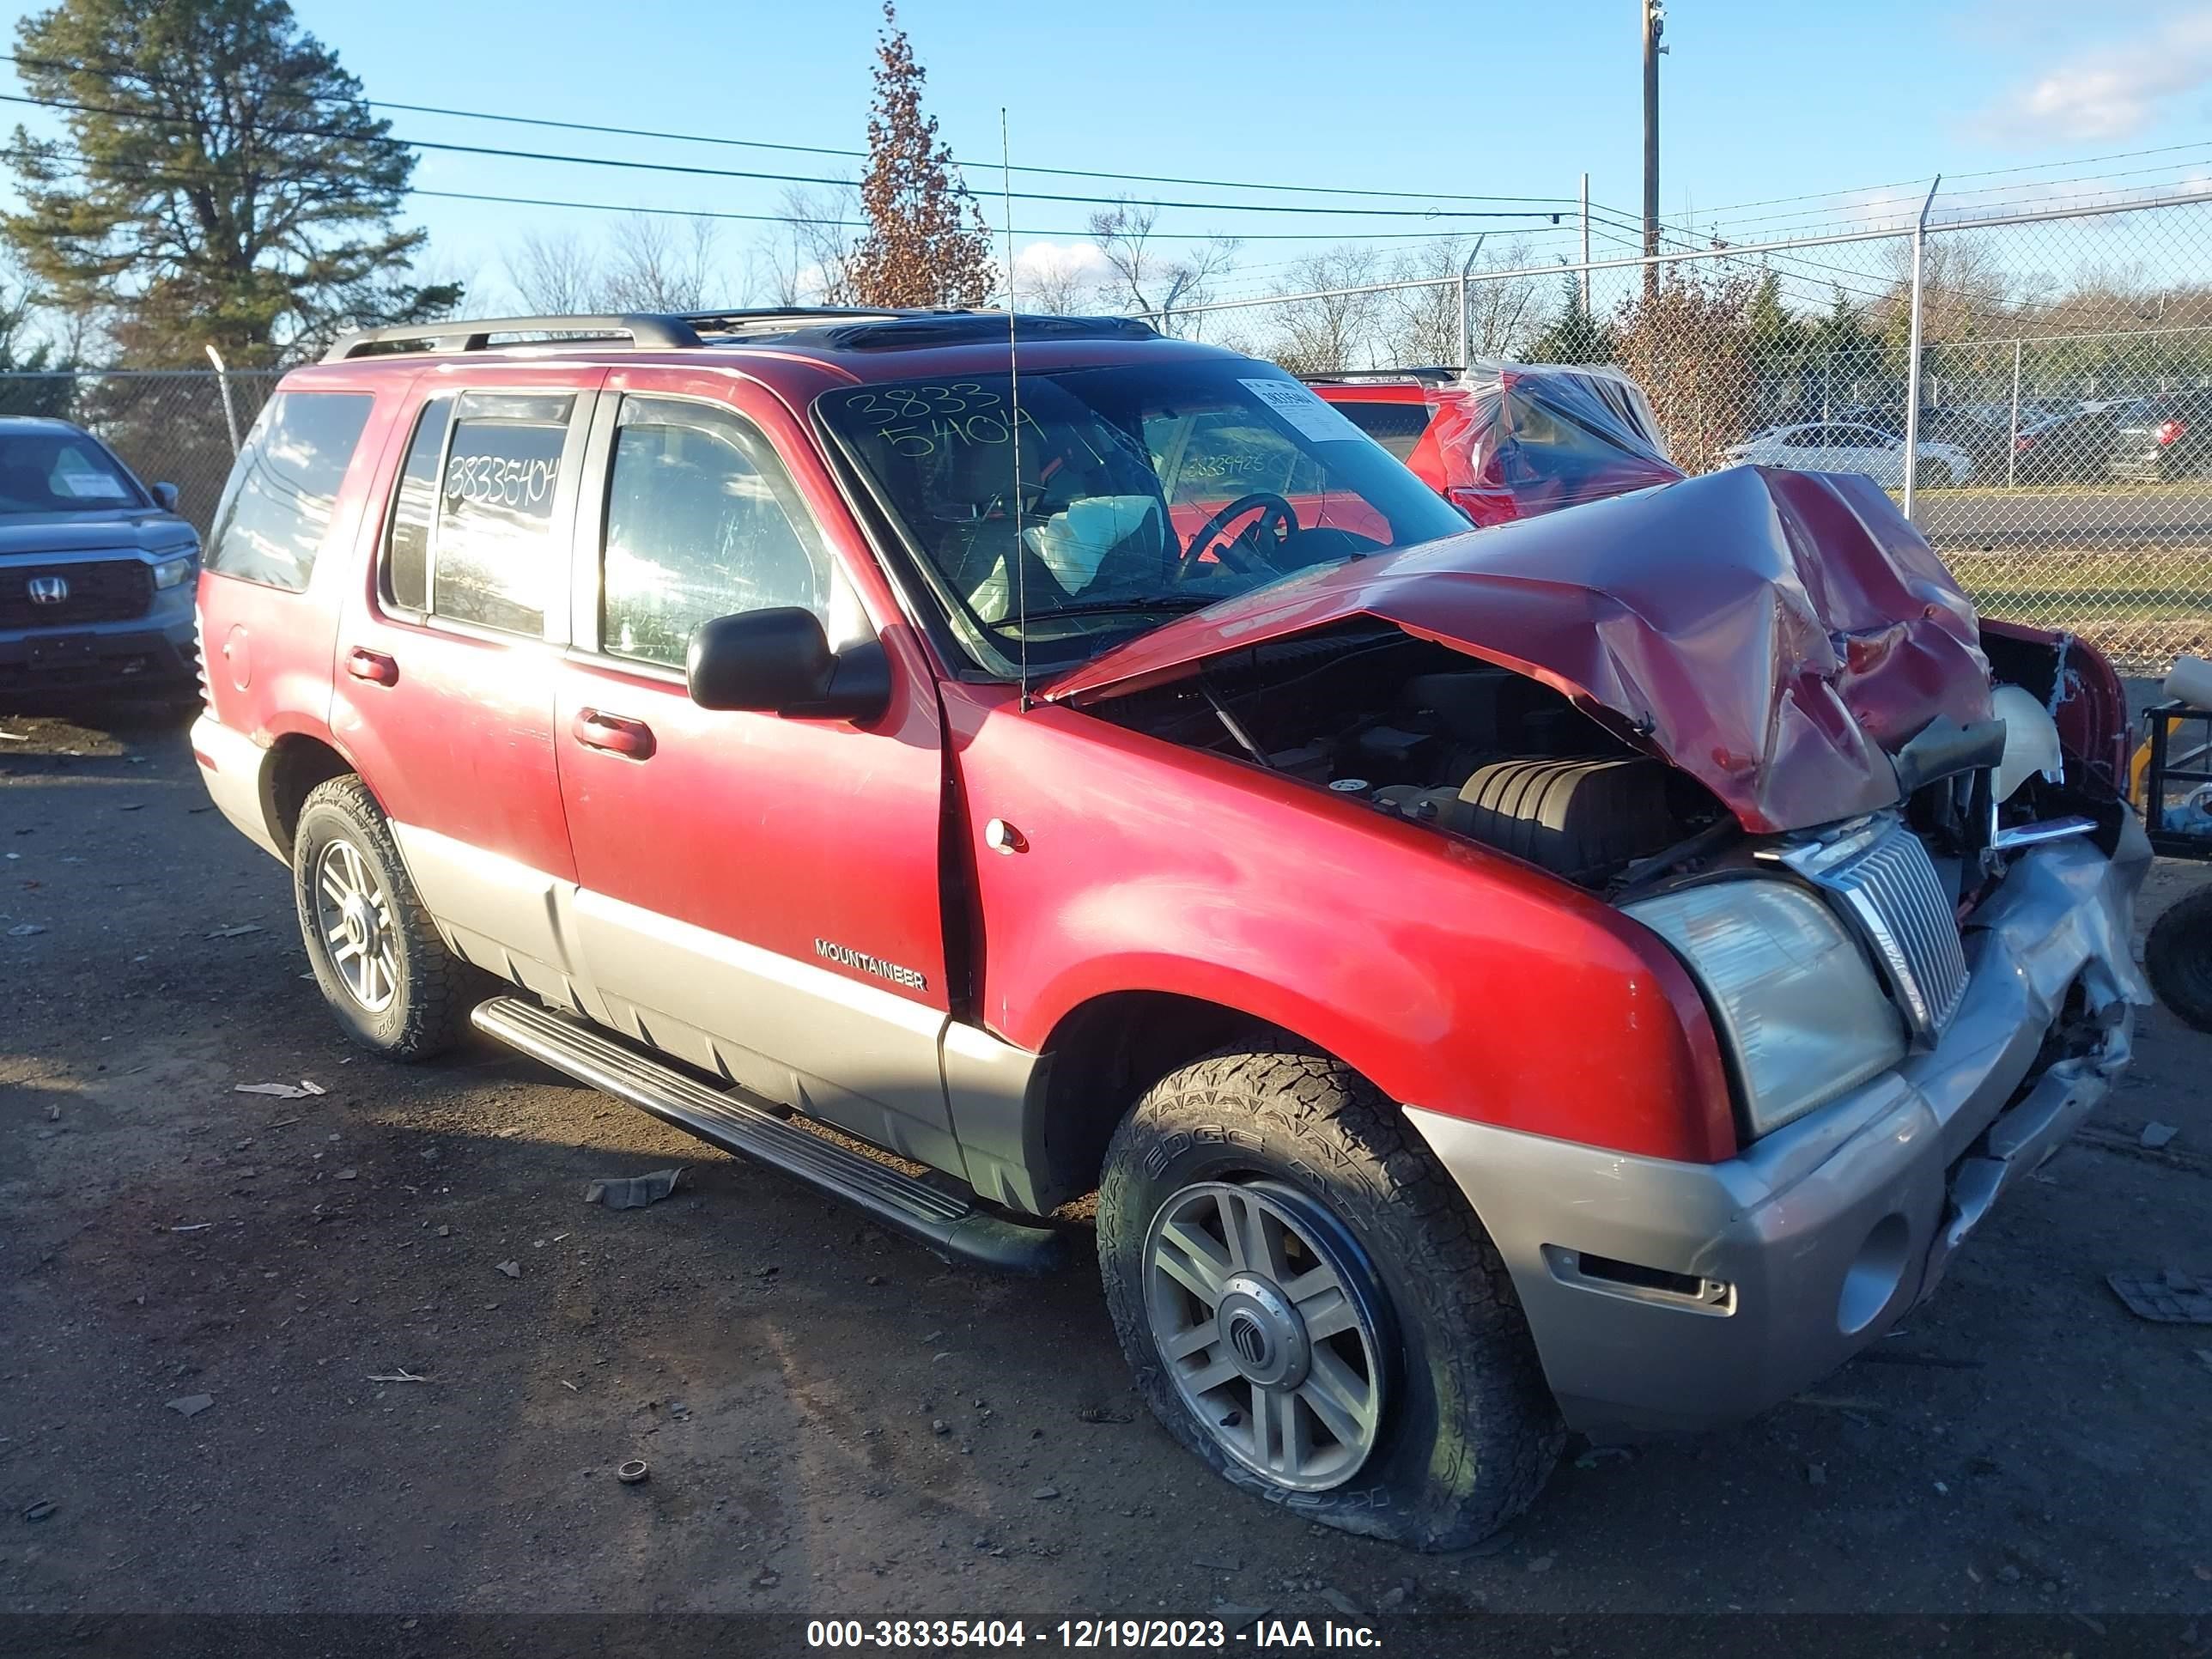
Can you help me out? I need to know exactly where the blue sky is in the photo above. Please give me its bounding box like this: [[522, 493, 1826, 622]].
[[7, 0, 2212, 308]]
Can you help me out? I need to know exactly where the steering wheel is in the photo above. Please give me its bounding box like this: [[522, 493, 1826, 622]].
[[1179, 491, 1297, 579]]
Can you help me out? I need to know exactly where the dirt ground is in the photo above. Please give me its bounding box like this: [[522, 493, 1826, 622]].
[[3, 701, 2211, 1654]]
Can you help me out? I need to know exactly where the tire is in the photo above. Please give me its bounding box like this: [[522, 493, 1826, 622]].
[[1097, 1041, 1564, 1551], [1921, 459, 1954, 488], [292, 774, 480, 1060], [2147, 887, 2212, 1034]]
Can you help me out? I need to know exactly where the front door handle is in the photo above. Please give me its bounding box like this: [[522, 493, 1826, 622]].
[[572, 708, 656, 760], [345, 647, 399, 686]]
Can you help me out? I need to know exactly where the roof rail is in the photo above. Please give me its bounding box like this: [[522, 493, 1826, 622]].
[[321, 313, 707, 362], [1297, 366, 1462, 386], [678, 306, 979, 334], [322, 306, 1157, 363]]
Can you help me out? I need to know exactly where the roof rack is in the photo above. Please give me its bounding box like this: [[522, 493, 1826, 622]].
[[321, 306, 984, 362], [1296, 367, 1462, 386]]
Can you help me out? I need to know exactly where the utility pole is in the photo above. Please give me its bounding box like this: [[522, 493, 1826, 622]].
[[1579, 172, 1592, 313], [1641, 1, 1665, 295]]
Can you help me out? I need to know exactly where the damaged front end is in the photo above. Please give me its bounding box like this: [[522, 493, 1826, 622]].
[[1048, 463, 2150, 1435]]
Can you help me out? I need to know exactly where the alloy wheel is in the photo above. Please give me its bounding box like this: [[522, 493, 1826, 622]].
[[1142, 1179, 1389, 1491], [312, 837, 400, 1013]]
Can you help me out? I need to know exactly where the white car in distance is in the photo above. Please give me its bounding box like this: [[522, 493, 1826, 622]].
[[1725, 422, 1975, 487]]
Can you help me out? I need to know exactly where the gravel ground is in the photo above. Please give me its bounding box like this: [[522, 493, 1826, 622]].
[[3, 701, 2210, 1653]]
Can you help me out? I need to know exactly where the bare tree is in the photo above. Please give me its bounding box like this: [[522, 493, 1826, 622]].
[[1377, 238, 1545, 368], [1264, 246, 1382, 374], [1013, 246, 1103, 313], [505, 229, 605, 314], [603, 215, 732, 313], [759, 186, 860, 307], [1871, 232, 2013, 348], [1087, 202, 1238, 337]]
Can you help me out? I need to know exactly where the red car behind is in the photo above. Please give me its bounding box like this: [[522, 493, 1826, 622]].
[[1308, 363, 1685, 526]]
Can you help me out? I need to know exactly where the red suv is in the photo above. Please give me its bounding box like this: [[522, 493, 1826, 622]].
[[192, 308, 2148, 1550], [1308, 363, 1685, 526]]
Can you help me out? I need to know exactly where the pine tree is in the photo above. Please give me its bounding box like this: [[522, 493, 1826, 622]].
[[845, 3, 995, 310], [3, 0, 458, 364], [1525, 272, 1614, 365]]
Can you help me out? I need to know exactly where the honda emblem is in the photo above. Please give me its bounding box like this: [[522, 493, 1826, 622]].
[[26, 574, 69, 605]]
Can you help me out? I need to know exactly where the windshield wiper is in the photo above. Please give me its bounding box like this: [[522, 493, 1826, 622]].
[[1024, 596, 1221, 620]]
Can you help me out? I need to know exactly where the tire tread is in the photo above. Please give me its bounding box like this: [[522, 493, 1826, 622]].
[[1097, 1038, 1563, 1551], [294, 774, 477, 1061]]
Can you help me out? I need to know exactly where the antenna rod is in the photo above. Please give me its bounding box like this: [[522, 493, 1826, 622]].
[[1002, 107, 1029, 711]]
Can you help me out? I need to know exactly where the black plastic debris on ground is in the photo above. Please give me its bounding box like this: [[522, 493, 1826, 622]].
[[2106, 1268, 2212, 1323]]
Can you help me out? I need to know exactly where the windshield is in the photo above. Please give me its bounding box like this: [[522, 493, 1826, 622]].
[[818, 362, 1468, 672], [0, 429, 146, 514]]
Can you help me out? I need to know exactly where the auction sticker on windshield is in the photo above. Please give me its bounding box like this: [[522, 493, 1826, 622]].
[[1238, 378, 1367, 444]]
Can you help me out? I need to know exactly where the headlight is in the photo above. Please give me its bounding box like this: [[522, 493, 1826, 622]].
[[1625, 878, 1906, 1140], [152, 552, 198, 589]]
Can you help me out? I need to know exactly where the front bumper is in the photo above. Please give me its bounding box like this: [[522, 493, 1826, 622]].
[[1407, 823, 2150, 1439], [0, 593, 198, 694]]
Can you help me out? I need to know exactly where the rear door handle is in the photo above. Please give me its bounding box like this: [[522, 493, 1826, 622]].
[[345, 647, 399, 686], [572, 708, 656, 760]]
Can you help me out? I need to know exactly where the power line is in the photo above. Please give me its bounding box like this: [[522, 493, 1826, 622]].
[[1582, 200, 1897, 303], [0, 90, 1571, 223], [0, 145, 1521, 244], [1651, 139, 2212, 228], [0, 52, 1583, 216]]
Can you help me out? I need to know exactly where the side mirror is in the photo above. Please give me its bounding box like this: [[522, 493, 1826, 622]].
[[685, 607, 891, 724], [152, 482, 180, 512]]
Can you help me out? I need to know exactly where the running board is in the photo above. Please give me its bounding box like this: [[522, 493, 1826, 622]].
[[470, 997, 1066, 1275]]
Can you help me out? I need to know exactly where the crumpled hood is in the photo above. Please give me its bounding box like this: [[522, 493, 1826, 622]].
[[1042, 465, 1993, 835]]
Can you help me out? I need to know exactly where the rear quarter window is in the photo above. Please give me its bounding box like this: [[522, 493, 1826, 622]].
[[205, 391, 375, 591], [1330, 400, 1431, 461]]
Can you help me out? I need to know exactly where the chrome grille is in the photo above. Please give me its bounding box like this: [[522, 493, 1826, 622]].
[[1801, 821, 1969, 1041]]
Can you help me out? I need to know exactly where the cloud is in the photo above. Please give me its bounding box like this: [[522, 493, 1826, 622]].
[[1007, 239, 1117, 308], [1981, 12, 2212, 142], [1011, 240, 1113, 282]]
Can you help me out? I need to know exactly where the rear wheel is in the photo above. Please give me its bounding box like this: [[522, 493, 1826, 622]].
[[1921, 459, 1954, 488], [1097, 1042, 1563, 1551], [292, 775, 480, 1060], [2147, 887, 2212, 1034]]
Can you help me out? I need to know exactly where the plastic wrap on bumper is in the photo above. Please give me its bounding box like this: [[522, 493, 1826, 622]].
[[1406, 823, 2148, 1439]]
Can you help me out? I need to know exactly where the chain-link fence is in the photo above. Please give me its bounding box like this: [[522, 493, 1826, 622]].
[[1157, 185, 2212, 678], [0, 367, 282, 536]]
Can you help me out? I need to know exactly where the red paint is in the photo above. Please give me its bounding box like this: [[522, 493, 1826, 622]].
[[1310, 370, 1686, 526], [1044, 465, 1994, 836], [198, 327, 2032, 1173], [330, 361, 603, 884], [550, 365, 952, 1012], [944, 683, 1736, 1162], [1982, 617, 2130, 790]]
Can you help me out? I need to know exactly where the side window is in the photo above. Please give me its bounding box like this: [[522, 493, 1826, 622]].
[[206, 391, 374, 591], [382, 396, 452, 612], [599, 396, 833, 669], [1780, 426, 1827, 449], [1331, 399, 1431, 461], [432, 392, 573, 637]]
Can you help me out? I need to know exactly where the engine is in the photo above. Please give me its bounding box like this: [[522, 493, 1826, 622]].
[[1093, 626, 1725, 887]]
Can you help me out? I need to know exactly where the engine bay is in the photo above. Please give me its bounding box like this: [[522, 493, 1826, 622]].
[[1090, 623, 1730, 889], [1087, 620, 2127, 899]]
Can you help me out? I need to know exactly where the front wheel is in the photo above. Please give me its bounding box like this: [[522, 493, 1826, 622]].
[[1097, 1042, 1563, 1551], [292, 774, 482, 1060]]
